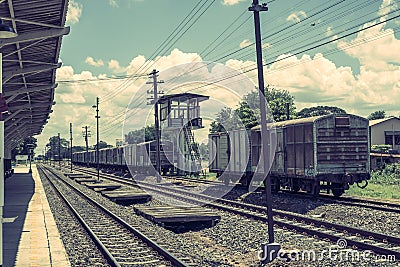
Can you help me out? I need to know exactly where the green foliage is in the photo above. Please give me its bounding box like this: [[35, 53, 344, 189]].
[[368, 110, 386, 120], [94, 141, 112, 150], [209, 86, 296, 133], [264, 86, 296, 122], [297, 106, 346, 118], [371, 144, 392, 153], [124, 125, 172, 144], [370, 163, 400, 185], [347, 163, 400, 199], [347, 183, 400, 199], [125, 125, 156, 144], [11, 137, 37, 160], [209, 107, 241, 133], [198, 143, 209, 160], [46, 136, 69, 160]]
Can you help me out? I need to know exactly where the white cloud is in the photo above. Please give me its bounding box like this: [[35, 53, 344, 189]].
[[108, 59, 126, 73], [85, 56, 105, 67], [378, 0, 398, 21], [239, 39, 252, 48], [66, 0, 82, 25], [286, 11, 307, 23], [338, 22, 400, 71], [109, 0, 119, 7], [222, 0, 246, 6], [123, 48, 201, 75], [38, 49, 206, 150]]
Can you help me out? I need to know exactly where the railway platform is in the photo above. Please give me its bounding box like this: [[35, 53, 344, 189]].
[[3, 165, 70, 267]]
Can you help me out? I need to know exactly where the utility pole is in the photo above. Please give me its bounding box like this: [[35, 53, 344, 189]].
[[58, 133, 61, 169], [70, 123, 73, 172], [27, 143, 34, 173], [249, 0, 280, 263], [92, 97, 100, 181], [82, 126, 91, 167], [147, 69, 164, 182]]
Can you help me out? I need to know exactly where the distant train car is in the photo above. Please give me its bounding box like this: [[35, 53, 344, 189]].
[[72, 140, 175, 175], [209, 114, 370, 197], [209, 130, 252, 185]]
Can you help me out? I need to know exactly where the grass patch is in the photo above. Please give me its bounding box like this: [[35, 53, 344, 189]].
[[346, 183, 400, 199], [345, 162, 400, 200]]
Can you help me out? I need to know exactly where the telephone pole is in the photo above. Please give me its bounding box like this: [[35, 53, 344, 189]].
[[249, 0, 280, 263], [70, 123, 73, 172], [92, 97, 100, 181], [147, 69, 163, 182], [82, 126, 91, 167], [58, 132, 61, 169]]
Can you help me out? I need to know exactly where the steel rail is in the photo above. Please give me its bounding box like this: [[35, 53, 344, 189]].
[[68, 166, 400, 259], [39, 164, 189, 267]]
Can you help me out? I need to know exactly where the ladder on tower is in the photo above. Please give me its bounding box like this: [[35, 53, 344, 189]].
[[182, 124, 205, 177]]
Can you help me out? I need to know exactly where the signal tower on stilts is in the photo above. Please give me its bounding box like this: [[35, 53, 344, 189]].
[[157, 93, 209, 177]]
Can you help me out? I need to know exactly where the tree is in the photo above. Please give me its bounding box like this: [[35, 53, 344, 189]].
[[297, 106, 346, 118], [11, 137, 37, 160], [46, 136, 69, 160], [198, 143, 209, 160], [264, 86, 296, 122], [125, 125, 156, 144], [125, 125, 171, 144], [368, 110, 386, 120], [209, 107, 240, 133], [210, 86, 296, 133], [94, 141, 112, 150]]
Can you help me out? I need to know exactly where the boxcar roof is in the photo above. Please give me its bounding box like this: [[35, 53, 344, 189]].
[[251, 115, 323, 130]]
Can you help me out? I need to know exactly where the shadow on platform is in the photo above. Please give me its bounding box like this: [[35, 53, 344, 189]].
[[3, 167, 34, 267]]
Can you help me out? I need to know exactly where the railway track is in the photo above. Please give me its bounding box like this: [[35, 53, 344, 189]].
[[160, 174, 400, 214], [38, 164, 189, 267], [65, 165, 400, 261]]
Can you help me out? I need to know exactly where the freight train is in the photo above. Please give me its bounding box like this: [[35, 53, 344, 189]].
[[72, 113, 370, 197], [72, 140, 176, 175], [209, 114, 371, 197]]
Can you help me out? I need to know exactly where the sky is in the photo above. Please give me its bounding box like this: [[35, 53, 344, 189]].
[[35, 0, 400, 152]]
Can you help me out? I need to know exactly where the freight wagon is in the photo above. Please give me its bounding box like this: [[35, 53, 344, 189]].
[[72, 140, 175, 175], [209, 114, 370, 196]]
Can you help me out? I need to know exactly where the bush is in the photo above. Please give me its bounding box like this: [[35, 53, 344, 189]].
[[370, 162, 400, 185]]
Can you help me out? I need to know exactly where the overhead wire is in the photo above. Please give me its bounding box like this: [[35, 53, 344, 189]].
[[165, 0, 352, 86], [98, 0, 216, 105], [175, 0, 390, 91], [183, 11, 400, 96], [69, 0, 398, 143], [95, 0, 218, 133]]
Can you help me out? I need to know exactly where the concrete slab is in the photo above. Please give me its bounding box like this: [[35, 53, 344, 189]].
[[3, 165, 71, 267], [135, 206, 221, 225]]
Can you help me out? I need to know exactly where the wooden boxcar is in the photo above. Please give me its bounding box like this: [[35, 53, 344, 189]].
[[209, 130, 252, 185], [72, 140, 175, 175], [209, 114, 370, 196]]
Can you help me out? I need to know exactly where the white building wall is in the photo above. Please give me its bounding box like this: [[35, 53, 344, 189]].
[[370, 118, 400, 151]]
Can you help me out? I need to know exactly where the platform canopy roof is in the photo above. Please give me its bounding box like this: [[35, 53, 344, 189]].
[[0, 0, 70, 151]]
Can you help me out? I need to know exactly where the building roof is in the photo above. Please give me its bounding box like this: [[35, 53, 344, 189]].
[[369, 117, 400, 127], [0, 0, 69, 151], [158, 93, 209, 104]]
